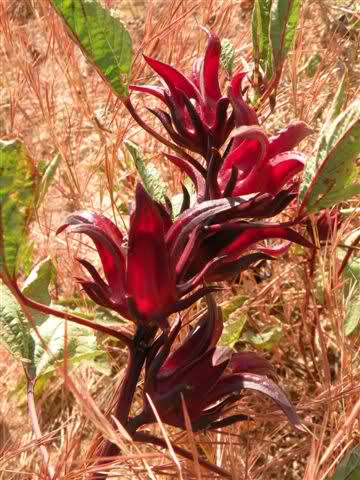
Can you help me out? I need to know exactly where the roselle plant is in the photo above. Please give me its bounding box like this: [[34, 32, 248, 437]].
[[1, 1, 359, 479], [130, 32, 312, 201]]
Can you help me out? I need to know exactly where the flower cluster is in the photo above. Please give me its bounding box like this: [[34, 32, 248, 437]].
[[139, 296, 304, 432], [130, 32, 312, 201], [58, 31, 312, 436], [58, 185, 311, 330]]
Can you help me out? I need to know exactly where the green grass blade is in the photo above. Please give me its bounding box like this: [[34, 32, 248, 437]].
[[269, 0, 301, 75]]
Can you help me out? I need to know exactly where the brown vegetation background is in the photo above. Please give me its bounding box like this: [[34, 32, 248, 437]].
[[0, 0, 359, 479]]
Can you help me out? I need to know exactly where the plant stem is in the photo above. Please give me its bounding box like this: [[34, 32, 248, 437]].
[[92, 326, 156, 479], [27, 377, 55, 479], [133, 431, 232, 479], [3, 275, 133, 349]]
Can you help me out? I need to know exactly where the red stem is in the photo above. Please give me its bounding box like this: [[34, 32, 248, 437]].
[[91, 326, 156, 480], [6, 277, 133, 349], [133, 431, 232, 479]]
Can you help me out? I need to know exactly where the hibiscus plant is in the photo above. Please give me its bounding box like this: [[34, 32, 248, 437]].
[[1, 1, 359, 479]]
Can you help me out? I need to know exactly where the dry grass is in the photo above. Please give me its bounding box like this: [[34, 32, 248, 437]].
[[0, 0, 359, 479]]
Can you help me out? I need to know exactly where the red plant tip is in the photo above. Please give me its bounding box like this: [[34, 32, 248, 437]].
[[306, 208, 342, 243], [143, 296, 304, 432], [131, 31, 246, 159], [57, 184, 223, 329], [166, 193, 313, 286], [131, 33, 311, 205], [218, 122, 311, 197]]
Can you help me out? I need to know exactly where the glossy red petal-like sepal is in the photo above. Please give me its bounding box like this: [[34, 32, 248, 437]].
[[220, 126, 269, 182], [237, 152, 306, 195], [164, 91, 196, 141], [228, 352, 277, 379], [180, 183, 191, 214], [64, 223, 126, 296], [149, 107, 201, 152], [57, 211, 124, 248], [164, 153, 206, 196], [161, 348, 228, 401], [211, 97, 231, 148], [204, 252, 273, 282], [205, 148, 222, 200], [76, 258, 108, 291], [127, 184, 175, 319], [129, 84, 166, 103], [228, 75, 259, 127], [267, 121, 313, 159], [159, 295, 222, 378], [78, 280, 110, 308], [166, 286, 222, 317], [182, 93, 209, 156], [217, 224, 314, 260], [144, 55, 200, 100], [222, 165, 238, 197], [210, 373, 305, 431], [200, 32, 222, 102]]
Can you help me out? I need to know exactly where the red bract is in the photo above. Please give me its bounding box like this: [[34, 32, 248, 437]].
[[141, 296, 304, 432], [166, 192, 313, 285], [306, 208, 342, 243], [58, 185, 313, 328], [217, 123, 311, 197], [57, 184, 215, 330], [165, 120, 311, 202], [131, 31, 312, 202], [130, 32, 244, 158]]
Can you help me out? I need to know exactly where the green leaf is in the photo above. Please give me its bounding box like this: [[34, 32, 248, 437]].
[[125, 140, 166, 203], [219, 310, 247, 348], [241, 324, 283, 350], [37, 153, 60, 206], [33, 315, 103, 377], [0, 282, 35, 373], [220, 38, 235, 75], [337, 228, 360, 336], [344, 284, 360, 336], [299, 99, 360, 213], [345, 255, 360, 285], [221, 294, 248, 322], [17, 241, 34, 278], [252, 0, 272, 73], [269, 0, 301, 75], [0, 278, 105, 384], [332, 445, 360, 480], [219, 295, 248, 348], [327, 74, 347, 125], [22, 257, 56, 326], [341, 229, 360, 285], [51, 0, 132, 97], [0, 139, 39, 277]]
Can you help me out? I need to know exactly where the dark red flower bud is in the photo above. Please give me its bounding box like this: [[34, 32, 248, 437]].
[[57, 184, 218, 330], [165, 192, 313, 286], [130, 32, 237, 158], [306, 209, 342, 243], [142, 296, 304, 432], [131, 31, 312, 204]]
